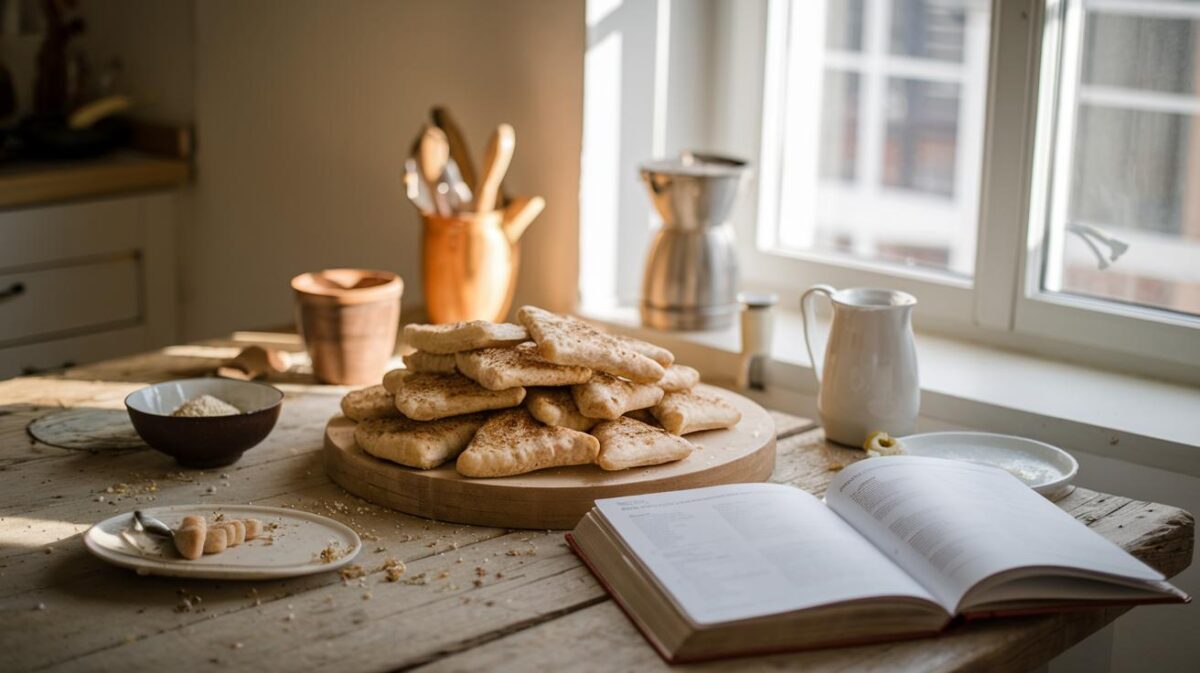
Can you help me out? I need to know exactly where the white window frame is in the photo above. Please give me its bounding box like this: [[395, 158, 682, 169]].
[[730, 0, 1200, 380], [1014, 0, 1200, 364], [578, 0, 1200, 384]]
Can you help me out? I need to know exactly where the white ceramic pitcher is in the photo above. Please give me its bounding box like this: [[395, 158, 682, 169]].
[[800, 285, 919, 446]]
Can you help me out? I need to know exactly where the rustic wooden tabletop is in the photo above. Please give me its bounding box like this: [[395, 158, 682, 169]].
[[0, 333, 1192, 673]]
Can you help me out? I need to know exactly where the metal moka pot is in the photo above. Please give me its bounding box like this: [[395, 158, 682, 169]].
[[640, 152, 748, 330]]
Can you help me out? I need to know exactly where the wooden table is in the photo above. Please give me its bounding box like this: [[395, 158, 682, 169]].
[[0, 334, 1193, 673]]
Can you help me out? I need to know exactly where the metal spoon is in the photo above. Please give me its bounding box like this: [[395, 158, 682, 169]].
[[404, 158, 434, 214], [133, 510, 173, 538], [442, 158, 474, 211]]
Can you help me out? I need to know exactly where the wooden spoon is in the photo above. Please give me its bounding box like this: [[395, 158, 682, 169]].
[[475, 123, 515, 213], [418, 125, 451, 215], [431, 106, 477, 190]]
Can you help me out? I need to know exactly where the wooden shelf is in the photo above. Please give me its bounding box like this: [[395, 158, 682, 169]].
[[0, 152, 191, 210]]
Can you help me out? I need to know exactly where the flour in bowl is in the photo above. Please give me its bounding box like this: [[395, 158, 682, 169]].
[[172, 395, 241, 417]]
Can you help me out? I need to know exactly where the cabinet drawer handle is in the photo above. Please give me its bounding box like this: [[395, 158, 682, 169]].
[[0, 282, 25, 301]]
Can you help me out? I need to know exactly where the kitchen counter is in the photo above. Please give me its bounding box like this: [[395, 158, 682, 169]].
[[0, 332, 1192, 672], [0, 151, 190, 210]]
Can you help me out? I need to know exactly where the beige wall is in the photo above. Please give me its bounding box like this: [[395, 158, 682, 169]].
[[184, 0, 582, 339]]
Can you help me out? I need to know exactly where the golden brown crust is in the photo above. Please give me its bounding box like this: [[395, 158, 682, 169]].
[[651, 388, 742, 435], [525, 387, 598, 432], [340, 385, 402, 421], [393, 373, 525, 421], [571, 372, 665, 420], [592, 416, 693, 470], [456, 409, 599, 478], [611, 334, 675, 367], [382, 368, 410, 394], [173, 521, 206, 560], [402, 350, 458, 374], [516, 306, 665, 383], [403, 321, 529, 354], [657, 364, 700, 393], [456, 342, 593, 391], [355, 414, 488, 469]]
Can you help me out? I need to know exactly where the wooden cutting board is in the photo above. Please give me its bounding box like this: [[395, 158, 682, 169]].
[[324, 385, 776, 529]]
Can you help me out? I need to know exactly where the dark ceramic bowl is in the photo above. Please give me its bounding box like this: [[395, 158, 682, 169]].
[[125, 378, 284, 468]]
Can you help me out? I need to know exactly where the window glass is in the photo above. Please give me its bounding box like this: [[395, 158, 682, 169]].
[[1082, 13, 1198, 96], [1043, 4, 1200, 317], [883, 78, 960, 196], [819, 70, 861, 181], [773, 0, 989, 277], [889, 0, 967, 62], [826, 0, 866, 51]]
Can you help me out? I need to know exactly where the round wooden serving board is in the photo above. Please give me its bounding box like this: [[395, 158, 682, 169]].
[[324, 385, 776, 529]]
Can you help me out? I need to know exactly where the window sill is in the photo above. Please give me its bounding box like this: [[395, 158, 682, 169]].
[[578, 305, 1200, 478]]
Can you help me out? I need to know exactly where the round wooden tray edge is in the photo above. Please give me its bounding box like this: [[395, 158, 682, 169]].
[[323, 388, 777, 529]]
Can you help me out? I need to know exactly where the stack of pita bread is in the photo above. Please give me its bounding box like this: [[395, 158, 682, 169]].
[[339, 306, 742, 478]]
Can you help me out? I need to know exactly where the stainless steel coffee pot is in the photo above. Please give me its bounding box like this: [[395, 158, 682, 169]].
[[640, 152, 748, 330]]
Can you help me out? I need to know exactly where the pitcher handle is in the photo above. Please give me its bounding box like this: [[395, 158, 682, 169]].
[[800, 284, 836, 387]]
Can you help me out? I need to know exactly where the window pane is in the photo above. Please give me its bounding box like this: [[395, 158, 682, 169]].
[[890, 0, 967, 62], [819, 70, 861, 181], [1071, 107, 1187, 235], [1082, 12, 1198, 96], [826, 0, 866, 52], [1043, 6, 1200, 318], [772, 0, 990, 277], [883, 78, 960, 196]]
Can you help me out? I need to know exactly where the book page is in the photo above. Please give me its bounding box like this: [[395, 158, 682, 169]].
[[826, 457, 1165, 612], [593, 483, 937, 626]]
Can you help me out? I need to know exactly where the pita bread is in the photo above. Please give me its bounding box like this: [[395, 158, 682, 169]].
[[657, 364, 700, 392], [340, 385, 402, 421], [394, 372, 526, 421], [592, 416, 693, 470], [652, 388, 742, 435], [355, 414, 487, 469], [382, 368, 409, 394], [404, 321, 528, 354], [571, 372, 665, 420], [456, 409, 599, 478], [456, 342, 593, 391], [611, 333, 674, 367], [517, 306, 664, 383], [525, 387, 598, 432], [403, 350, 457, 374], [623, 407, 660, 426]]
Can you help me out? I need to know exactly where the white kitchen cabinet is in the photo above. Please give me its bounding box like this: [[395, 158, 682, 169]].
[[0, 192, 179, 378]]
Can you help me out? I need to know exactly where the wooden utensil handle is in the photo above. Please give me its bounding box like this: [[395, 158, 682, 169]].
[[501, 195, 545, 244], [419, 126, 452, 215], [476, 124, 515, 212]]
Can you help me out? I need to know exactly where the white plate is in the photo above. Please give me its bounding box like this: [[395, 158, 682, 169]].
[[84, 504, 361, 580], [899, 432, 1078, 498]]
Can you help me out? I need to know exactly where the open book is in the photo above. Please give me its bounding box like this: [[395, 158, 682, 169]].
[[567, 456, 1188, 663]]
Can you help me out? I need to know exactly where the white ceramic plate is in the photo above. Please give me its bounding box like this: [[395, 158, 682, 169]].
[[84, 504, 361, 580], [899, 432, 1078, 498]]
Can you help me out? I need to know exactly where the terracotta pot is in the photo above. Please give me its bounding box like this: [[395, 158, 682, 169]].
[[291, 269, 403, 385], [422, 210, 520, 324]]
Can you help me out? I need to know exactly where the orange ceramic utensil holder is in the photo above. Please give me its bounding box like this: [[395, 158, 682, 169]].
[[422, 196, 543, 324]]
